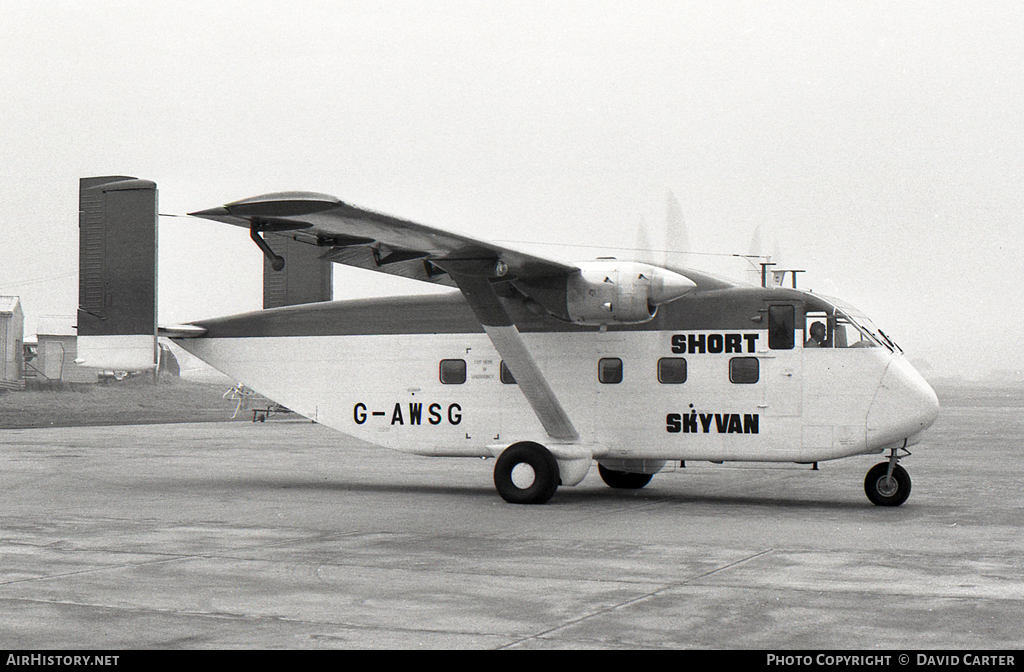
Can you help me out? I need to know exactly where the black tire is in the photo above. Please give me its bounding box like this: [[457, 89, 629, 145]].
[[598, 464, 653, 489], [494, 442, 559, 504], [864, 462, 911, 507]]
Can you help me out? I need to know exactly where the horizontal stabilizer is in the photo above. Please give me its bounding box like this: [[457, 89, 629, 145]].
[[159, 324, 207, 339]]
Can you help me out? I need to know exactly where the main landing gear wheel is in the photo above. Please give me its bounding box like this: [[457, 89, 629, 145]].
[[864, 462, 912, 507], [494, 442, 560, 504], [598, 464, 653, 489]]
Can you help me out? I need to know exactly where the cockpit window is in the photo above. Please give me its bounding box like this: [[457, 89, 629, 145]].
[[834, 313, 880, 348], [805, 303, 888, 351]]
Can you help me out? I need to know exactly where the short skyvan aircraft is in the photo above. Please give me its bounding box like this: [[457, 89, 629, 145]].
[[77, 176, 939, 505]]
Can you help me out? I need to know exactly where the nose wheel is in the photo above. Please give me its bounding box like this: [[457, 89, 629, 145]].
[[864, 448, 912, 506]]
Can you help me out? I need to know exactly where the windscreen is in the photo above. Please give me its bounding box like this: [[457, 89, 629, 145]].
[[805, 297, 895, 352]]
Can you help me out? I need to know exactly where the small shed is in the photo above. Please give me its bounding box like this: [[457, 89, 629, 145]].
[[34, 315, 98, 383], [0, 296, 25, 389]]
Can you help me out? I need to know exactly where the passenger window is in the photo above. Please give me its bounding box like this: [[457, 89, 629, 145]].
[[658, 357, 687, 384], [768, 305, 795, 350], [730, 357, 759, 384], [500, 360, 516, 385], [439, 359, 467, 385], [598, 358, 623, 384]]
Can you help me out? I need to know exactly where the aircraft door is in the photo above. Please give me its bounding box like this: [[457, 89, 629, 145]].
[[761, 304, 802, 417], [462, 353, 503, 444]]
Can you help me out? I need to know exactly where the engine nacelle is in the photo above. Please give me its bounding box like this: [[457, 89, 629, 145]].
[[565, 261, 696, 326]]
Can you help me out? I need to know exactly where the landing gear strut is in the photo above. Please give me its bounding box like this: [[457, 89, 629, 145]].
[[864, 446, 912, 507]]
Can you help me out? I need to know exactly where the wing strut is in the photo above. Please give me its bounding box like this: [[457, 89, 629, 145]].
[[437, 260, 579, 443]]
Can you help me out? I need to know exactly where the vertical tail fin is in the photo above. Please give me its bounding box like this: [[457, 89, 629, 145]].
[[262, 233, 333, 309], [76, 176, 158, 370]]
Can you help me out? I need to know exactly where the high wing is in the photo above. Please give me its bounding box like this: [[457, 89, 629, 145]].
[[190, 190, 585, 443], [189, 191, 576, 288], [190, 190, 696, 450]]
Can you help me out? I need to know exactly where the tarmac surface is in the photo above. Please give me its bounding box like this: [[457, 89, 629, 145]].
[[1, 389, 1022, 650]]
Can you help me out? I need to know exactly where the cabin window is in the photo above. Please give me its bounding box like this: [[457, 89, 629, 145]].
[[730, 357, 759, 384], [658, 357, 687, 384], [768, 305, 795, 350], [598, 357, 623, 384], [500, 360, 517, 385], [439, 359, 467, 385]]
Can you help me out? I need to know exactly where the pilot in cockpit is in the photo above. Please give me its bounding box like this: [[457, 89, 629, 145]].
[[805, 321, 828, 348]]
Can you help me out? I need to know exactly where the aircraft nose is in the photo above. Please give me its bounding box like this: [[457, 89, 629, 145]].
[[866, 357, 940, 450]]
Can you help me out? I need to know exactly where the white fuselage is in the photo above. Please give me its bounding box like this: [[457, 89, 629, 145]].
[[176, 326, 937, 466]]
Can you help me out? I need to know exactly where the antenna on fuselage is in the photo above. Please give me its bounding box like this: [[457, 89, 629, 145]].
[[772, 269, 805, 289]]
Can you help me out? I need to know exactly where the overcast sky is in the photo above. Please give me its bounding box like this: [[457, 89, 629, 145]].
[[1, 1, 1021, 379]]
